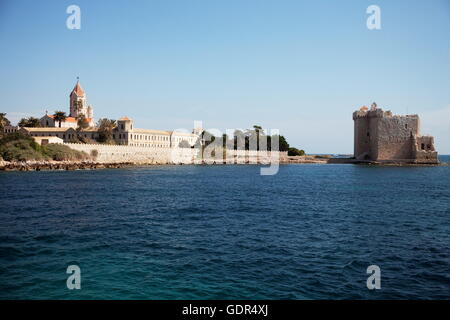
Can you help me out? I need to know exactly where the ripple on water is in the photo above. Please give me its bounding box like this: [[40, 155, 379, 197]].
[[1, 164, 450, 299]]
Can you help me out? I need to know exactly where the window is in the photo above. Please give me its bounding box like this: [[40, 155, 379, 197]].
[[421, 143, 425, 150], [405, 124, 408, 129]]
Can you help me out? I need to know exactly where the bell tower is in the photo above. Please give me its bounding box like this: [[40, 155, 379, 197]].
[[69, 78, 87, 118]]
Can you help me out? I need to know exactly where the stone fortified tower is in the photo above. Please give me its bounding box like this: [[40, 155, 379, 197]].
[[353, 103, 438, 164]]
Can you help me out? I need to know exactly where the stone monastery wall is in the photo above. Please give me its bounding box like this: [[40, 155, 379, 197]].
[[64, 143, 287, 164]]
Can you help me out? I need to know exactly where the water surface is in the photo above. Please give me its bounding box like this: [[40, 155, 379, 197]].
[[1, 161, 449, 299]]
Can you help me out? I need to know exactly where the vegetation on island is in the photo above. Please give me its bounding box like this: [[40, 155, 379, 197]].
[[77, 114, 90, 131], [53, 111, 67, 128], [288, 147, 306, 156], [0, 113, 11, 132], [18, 116, 41, 128], [96, 118, 117, 144], [178, 140, 192, 148], [0, 132, 90, 162], [198, 125, 305, 155]]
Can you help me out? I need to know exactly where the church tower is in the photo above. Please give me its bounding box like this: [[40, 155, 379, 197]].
[[70, 80, 87, 118]]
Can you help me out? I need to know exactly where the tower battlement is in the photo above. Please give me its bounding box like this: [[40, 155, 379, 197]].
[[353, 108, 419, 120]]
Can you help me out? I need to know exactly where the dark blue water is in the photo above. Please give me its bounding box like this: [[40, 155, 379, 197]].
[[1, 159, 450, 299]]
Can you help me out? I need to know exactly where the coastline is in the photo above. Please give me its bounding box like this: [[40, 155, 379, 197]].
[[0, 158, 327, 171], [0, 160, 136, 171], [1, 156, 447, 171]]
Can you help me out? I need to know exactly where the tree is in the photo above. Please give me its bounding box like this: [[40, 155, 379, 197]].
[[53, 111, 67, 128], [233, 129, 246, 150], [77, 114, 89, 132], [271, 134, 289, 152], [96, 118, 116, 143], [178, 140, 191, 148], [0, 113, 11, 131], [201, 130, 215, 148], [288, 147, 306, 156], [18, 117, 41, 128]]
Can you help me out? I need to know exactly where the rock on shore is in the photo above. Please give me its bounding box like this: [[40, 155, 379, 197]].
[[0, 160, 135, 171]]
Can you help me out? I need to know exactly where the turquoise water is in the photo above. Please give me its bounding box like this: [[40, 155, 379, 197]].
[[1, 159, 450, 299]]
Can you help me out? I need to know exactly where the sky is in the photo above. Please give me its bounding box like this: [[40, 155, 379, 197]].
[[0, 0, 449, 154]]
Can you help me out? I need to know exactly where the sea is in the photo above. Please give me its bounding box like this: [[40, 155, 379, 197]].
[[1, 155, 449, 299]]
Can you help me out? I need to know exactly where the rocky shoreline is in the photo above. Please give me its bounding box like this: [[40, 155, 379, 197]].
[[0, 160, 136, 171], [1, 156, 447, 171]]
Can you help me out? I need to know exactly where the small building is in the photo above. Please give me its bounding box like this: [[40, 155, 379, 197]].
[[33, 136, 64, 145], [40, 114, 79, 129], [353, 103, 438, 164]]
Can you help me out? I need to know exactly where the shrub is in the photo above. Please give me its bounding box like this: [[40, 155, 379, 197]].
[[178, 140, 191, 148], [0, 133, 47, 161], [288, 147, 306, 156], [78, 136, 98, 144], [0, 133, 90, 162], [42, 144, 90, 161]]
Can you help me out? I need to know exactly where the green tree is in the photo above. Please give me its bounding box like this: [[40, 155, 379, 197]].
[[288, 147, 306, 156], [270, 134, 289, 152], [0, 113, 11, 132], [18, 117, 41, 128], [77, 114, 90, 132], [97, 118, 117, 144], [233, 129, 245, 150], [53, 111, 67, 128]]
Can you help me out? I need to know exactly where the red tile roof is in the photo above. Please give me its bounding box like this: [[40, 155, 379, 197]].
[[71, 81, 85, 96], [46, 115, 93, 124]]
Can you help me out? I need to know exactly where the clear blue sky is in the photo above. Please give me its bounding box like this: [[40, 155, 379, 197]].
[[1, 0, 449, 153]]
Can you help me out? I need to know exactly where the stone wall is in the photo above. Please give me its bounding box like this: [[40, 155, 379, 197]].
[[65, 143, 188, 164], [64, 143, 286, 165], [375, 115, 419, 160]]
